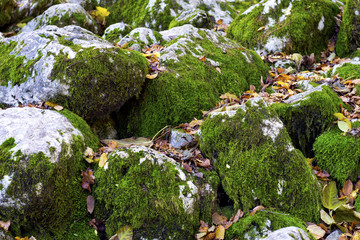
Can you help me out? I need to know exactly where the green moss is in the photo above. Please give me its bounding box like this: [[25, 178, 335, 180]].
[[314, 127, 360, 185], [0, 136, 89, 239], [199, 101, 321, 222], [0, 0, 15, 28], [121, 33, 268, 137], [270, 85, 341, 157], [103, 25, 132, 42], [57, 109, 100, 149], [94, 149, 198, 239], [228, 0, 339, 55], [50, 47, 148, 122], [335, 63, 360, 79], [336, 0, 359, 57], [226, 210, 308, 239], [169, 9, 211, 29], [0, 41, 42, 86]]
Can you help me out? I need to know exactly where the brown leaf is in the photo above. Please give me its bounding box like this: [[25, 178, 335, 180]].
[[249, 85, 256, 91], [182, 162, 193, 173], [216, 19, 223, 25], [87, 195, 95, 214], [81, 168, 95, 192], [199, 56, 206, 62], [355, 180, 360, 191], [203, 232, 216, 240], [199, 220, 209, 233], [0, 220, 10, 231], [343, 179, 353, 196], [224, 221, 232, 229], [212, 212, 227, 226], [89, 218, 105, 232], [215, 225, 225, 240], [232, 209, 244, 223], [250, 205, 265, 216], [197, 159, 211, 168]]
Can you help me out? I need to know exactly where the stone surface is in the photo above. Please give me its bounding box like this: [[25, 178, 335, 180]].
[[21, 3, 98, 34], [325, 230, 343, 240], [263, 226, 310, 240], [228, 0, 339, 55], [102, 22, 132, 42], [0, 25, 148, 121], [169, 9, 212, 29], [169, 129, 194, 149]]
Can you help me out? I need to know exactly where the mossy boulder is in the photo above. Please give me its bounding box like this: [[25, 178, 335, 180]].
[[102, 0, 240, 31], [313, 126, 360, 185], [118, 25, 268, 137], [270, 84, 342, 157], [336, 0, 360, 57], [0, 106, 99, 239], [102, 22, 132, 43], [334, 62, 360, 79], [169, 9, 212, 29], [117, 27, 162, 49], [227, 0, 339, 55], [199, 98, 321, 222], [20, 3, 99, 34], [94, 146, 219, 239], [226, 210, 309, 239], [0, 25, 148, 122]]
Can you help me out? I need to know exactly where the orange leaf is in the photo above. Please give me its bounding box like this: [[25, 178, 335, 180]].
[[182, 162, 193, 173], [199, 56, 206, 62], [250, 205, 265, 216], [199, 220, 209, 233], [342, 180, 353, 196]]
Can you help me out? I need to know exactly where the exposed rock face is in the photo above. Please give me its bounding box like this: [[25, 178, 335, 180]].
[[227, 0, 339, 55], [0, 25, 148, 121]]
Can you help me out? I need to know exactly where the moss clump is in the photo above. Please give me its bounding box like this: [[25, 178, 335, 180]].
[[103, 24, 132, 43], [94, 148, 199, 239], [199, 100, 321, 222], [314, 127, 360, 185], [270, 85, 342, 157], [0, 136, 89, 239], [335, 63, 360, 79], [0, 0, 15, 28], [226, 210, 308, 239], [0, 41, 42, 86], [227, 0, 339, 55], [336, 0, 360, 57], [169, 9, 211, 29], [120, 31, 268, 137], [50, 47, 148, 122]]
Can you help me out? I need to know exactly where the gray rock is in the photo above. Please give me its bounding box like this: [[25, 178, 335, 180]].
[[283, 84, 327, 104], [21, 3, 98, 34], [0, 107, 82, 163], [325, 230, 343, 240], [103, 22, 132, 42], [170, 9, 211, 28], [117, 27, 161, 47], [263, 226, 310, 240], [169, 129, 194, 149]]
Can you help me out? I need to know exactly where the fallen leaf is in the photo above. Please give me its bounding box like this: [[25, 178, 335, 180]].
[[89, 218, 105, 231], [98, 153, 108, 168], [197, 159, 211, 168], [0, 219, 10, 231], [54, 105, 63, 111], [338, 121, 351, 133], [216, 19, 223, 24], [215, 225, 225, 240], [250, 205, 265, 216], [116, 225, 133, 240], [199, 220, 209, 233], [320, 209, 335, 225], [212, 212, 227, 225], [199, 56, 206, 62], [257, 26, 266, 31], [182, 162, 193, 173], [81, 168, 95, 192], [342, 180, 353, 196], [307, 224, 326, 239], [146, 72, 158, 79], [87, 195, 95, 214], [101, 138, 152, 149], [232, 209, 244, 223]]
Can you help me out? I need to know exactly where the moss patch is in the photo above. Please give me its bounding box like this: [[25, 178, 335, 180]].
[[314, 127, 360, 185], [120, 32, 268, 137], [0, 136, 89, 239], [0, 0, 15, 28], [199, 101, 321, 222], [50, 47, 148, 122], [226, 210, 308, 239], [270, 85, 342, 157], [94, 148, 199, 239], [335, 63, 360, 79], [336, 0, 360, 57], [227, 0, 339, 55]]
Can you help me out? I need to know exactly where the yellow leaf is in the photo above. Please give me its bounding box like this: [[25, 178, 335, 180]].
[[146, 72, 158, 79], [91, 6, 110, 24], [17, 23, 26, 28], [116, 225, 133, 240], [338, 121, 350, 133], [153, 52, 160, 58], [215, 225, 225, 240], [99, 153, 107, 168], [142, 53, 152, 57], [334, 113, 346, 121]]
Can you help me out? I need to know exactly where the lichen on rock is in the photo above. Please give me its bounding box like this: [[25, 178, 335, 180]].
[[227, 0, 340, 55], [199, 98, 321, 222]]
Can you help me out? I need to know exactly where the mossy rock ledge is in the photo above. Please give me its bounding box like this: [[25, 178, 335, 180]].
[[199, 97, 322, 222], [0, 107, 99, 239], [0, 25, 148, 122], [118, 25, 269, 137], [270, 84, 342, 157], [20, 3, 99, 34], [336, 0, 360, 57], [94, 146, 219, 239], [227, 0, 340, 55]]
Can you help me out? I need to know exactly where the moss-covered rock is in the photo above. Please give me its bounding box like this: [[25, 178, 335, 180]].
[[270, 84, 342, 157], [336, 0, 360, 57], [169, 9, 212, 29], [0, 25, 148, 122], [20, 3, 99, 34], [118, 25, 268, 137], [227, 0, 339, 55], [0, 107, 99, 239], [102, 22, 132, 43], [334, 62, 360, 79], [199, 98, 321, 222], [102, 0, 240, 31], [117, 27, 163, 49], [94, 146, 219, 239], [313, 126, 360, 185], [226, 210, 309, 239]]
